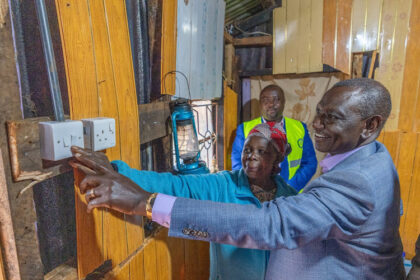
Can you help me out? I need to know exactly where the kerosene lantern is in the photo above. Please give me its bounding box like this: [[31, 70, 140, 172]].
[[171, 98, 209, 174]]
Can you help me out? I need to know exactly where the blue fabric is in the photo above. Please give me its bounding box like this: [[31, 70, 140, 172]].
[[112, 161, 297, 280], [231, 118, 317, 191], [169, 141, 406, 279]]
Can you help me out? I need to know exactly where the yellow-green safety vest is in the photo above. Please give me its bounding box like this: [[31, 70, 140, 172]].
[[243, 117, 305, 180]]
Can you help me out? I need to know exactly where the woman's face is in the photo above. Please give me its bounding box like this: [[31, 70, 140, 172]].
[[241, 135, 280, 181]]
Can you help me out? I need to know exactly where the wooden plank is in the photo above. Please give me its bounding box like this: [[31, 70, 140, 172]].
[[385, 0, 411, 131], [377, 130, 385, 143], [365, 0, 383, 51], [0, 148, 21, 280], [102, 1, 142, 279], [196, 242, 210, 278], [89, 0, 127, 278], [129, 251, 145, 280], [350, 0, 382, 52], [154, 229, 170, 280], [309, 0, 323, 72], [322, 0, 337, 68], [376, 0, 412, 131], [61, 4, 122, 271], [335, 0, 353, 74], [164, 235, 186, 280], [368, 50, 378, 78], [351, 0, 367, 52], [44, 261, 77, 280], [352, 53, 364, 78], [224, 31, 234, 44], [184, 240, 209, 280], [160, 0, 177, 95], [0, 245, 4, 280], [399, 0, 420, 132], [139, 102, 171, 144], [54, 1, 104, 278], [233, 35, 273, 47], [401, 133, 420, 258], [143, 239, 158, 280], [273, 6, 287, 74], [297, 0, 311, 73], [223, 83, 238, 170], [285, 0, 299, 73], [224, 44, 234, 86], [382, 131, 401, 164], [396, 133, 417, 246], [6, 117, 71, 182], [88, 0, 121, 161], [55, 0, 99, 119]]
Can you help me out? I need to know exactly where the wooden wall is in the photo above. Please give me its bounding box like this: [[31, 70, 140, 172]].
[[387, 0, 420, 259], [54, 0, 209, 279], [272, 0, 323, 74], [322, 0, 353, 74]]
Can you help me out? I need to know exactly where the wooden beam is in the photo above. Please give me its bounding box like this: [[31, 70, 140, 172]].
[[138, 102, 170, 144], [239, 68, 273, 77], [0, 149, 20, 280], [6, 117, 72, 183], [224, 31, 234, 44], [233, 35, 272, 48]]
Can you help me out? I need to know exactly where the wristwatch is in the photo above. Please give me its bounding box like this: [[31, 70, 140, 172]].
[[146, 193, 158, 219]]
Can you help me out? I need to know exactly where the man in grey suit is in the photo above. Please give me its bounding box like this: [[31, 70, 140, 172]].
[[72, 78, 405, 279]]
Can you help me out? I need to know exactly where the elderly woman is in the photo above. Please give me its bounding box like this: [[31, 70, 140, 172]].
[[71, 123, 297, 280]]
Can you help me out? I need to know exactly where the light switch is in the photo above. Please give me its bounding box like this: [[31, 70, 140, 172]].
[[82, 117, 116, 151], [39, 120, 84, 161]]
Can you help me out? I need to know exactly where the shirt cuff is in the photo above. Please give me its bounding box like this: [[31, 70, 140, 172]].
[[151, 193, 177, 228]]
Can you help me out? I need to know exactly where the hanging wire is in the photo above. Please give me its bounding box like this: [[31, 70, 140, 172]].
[[232, 22, 271, 36], [162, 70, 192, 101]]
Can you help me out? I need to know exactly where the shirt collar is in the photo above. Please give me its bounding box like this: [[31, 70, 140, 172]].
[[262, 117, 284, 127], [319, 146, 364, 173]]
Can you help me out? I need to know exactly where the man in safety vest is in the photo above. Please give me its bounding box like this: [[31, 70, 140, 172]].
[[231, 84, 317, 192]]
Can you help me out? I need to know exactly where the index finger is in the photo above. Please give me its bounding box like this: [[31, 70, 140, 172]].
[[73, 153, 111, 175], [71, 146, 92, 157]]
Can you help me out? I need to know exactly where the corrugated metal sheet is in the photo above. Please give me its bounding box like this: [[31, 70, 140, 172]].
[[225, 0, 263, 24]]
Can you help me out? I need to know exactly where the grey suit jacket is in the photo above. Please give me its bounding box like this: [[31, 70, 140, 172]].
[[169, 141, 405, 279]]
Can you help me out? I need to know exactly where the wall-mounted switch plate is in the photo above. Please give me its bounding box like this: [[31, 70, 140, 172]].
[[82, 117, 116, 151], [39, 120, 84, 161]]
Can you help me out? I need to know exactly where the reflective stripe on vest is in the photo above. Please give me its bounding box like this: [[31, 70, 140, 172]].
[[243, 117, 305, 180], [283, 117, 304, 180]]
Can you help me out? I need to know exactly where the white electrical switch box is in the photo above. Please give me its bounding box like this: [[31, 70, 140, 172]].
[[39, 120, 84, 161], [82, 117, 116, 151]]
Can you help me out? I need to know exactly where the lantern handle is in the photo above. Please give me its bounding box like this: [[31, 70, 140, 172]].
[[163, 70, 192, 101]]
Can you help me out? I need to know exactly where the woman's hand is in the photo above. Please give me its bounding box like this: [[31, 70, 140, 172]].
[[70, 146, 151, 216]]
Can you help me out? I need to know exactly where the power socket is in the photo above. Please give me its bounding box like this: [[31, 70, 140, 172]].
[[39, 120, 84, 161], [82, 117, 116, 151]]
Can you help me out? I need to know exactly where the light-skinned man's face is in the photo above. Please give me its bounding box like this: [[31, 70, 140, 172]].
[[312, 86, 367, 155], [260, 88, 285, 121]]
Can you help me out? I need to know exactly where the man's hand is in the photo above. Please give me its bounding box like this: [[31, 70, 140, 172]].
[[70, 146, 151, 216], [71, 146, 114, 172]]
